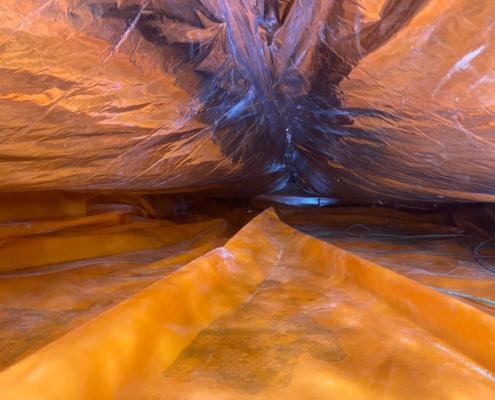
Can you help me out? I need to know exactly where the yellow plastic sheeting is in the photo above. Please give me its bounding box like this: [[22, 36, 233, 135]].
[[279, 207, 495, 313], [0, 194, 229, 370], [0, 192, 88, 222], [0, 209, 494, 399]]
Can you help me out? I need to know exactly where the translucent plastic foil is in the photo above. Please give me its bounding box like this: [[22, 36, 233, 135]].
[[1, 1, 494, 201], [0, 205, 494, 399]]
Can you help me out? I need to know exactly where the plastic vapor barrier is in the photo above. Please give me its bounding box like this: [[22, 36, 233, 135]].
[[1, 1, 494, 201], [0, 199, 494, 399], [1, 1, 495, 399]]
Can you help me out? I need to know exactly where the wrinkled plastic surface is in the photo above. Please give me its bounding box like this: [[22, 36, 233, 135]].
[[1, 1, 495, 201], [2, 1, 495, 396], [280, 206, 495, 314], [0, 196, 494, 398], [0, 192, 230, 370]]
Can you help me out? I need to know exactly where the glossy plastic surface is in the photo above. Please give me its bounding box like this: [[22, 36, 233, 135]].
[[1, 1, 494, 201], [0, 197, 494, 398], [0, 192, 230, 370]]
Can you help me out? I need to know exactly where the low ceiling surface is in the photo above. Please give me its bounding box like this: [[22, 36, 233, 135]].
[[1, 1, 494, 203]]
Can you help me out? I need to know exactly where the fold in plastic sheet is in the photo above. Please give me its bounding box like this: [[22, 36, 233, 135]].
[[1, 1, 494, 201], [278, 205, 495, 314], [0, 192, 230, 370], [0, 208, 494, 399]]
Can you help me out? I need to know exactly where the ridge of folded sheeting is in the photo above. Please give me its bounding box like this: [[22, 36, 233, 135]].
[[0, 208, 494, 399], [0, 193, 230, 370]]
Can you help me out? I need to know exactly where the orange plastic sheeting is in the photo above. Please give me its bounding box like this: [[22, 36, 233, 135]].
[[279, 206, 495, 313], [0, 209, 494, 399], [2, 1, 495, 202], [0, 0, 264, 194], [0, 192, 88, 222], [0, 194, 229, 371]]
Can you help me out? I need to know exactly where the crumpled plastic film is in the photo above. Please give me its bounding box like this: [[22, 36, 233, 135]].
[[303, 0, 495, 202], [1, 1, 494, 201], [0, 208, 494, 399], [2, 1, 495, 397], [0, 192, 230, 371]]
